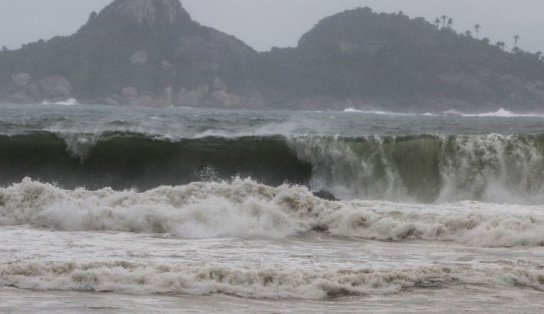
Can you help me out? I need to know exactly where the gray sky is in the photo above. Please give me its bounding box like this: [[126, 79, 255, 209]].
[[0, 0, 542, 53]]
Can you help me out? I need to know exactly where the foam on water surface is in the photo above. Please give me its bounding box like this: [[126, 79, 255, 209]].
[[1, 178, 544, 247]]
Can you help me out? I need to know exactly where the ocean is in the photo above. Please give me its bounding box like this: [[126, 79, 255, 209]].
[[1, 103, 543, 313]]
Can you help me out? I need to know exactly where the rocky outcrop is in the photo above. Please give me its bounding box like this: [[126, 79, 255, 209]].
[[112, 0, 188, 26], [102, 77, 259, 108], [121, 86, 139, 99], [130, 50, 147, 65], [38, 76, 73, 100], [0, 0, 257, 107], [12, 73, 33, 88], [0, 73, 73, 103]]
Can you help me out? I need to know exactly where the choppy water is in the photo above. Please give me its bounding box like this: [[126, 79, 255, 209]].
[[1, 103, 544, 313]]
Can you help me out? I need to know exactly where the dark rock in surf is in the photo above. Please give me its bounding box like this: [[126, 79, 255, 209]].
[[313, 190, 338, 201]]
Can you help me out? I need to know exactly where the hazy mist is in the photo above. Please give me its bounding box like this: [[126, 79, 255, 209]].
[[0, 0, 544, 51], [0, 0, 542, 52]]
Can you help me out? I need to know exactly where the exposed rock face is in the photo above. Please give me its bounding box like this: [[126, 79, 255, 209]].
[[12, 73, 32, 88], [116, 0, 158, 26], [161, 60, 174, 71], [110, 0, 190, 27], [213, 77, 227, 91], [0, 73, 73, 103], [38, 76, 73, 99], [130, 50, 147, 65], [121, 86, 139, 99], [5, 73, 40, 103]]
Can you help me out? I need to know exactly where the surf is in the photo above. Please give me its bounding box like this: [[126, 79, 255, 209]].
[[1, 178, 544, 247], [1, 131, 544, 203]]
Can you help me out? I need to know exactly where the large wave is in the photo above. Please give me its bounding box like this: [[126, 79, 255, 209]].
[[1, 132, 543, 203], [291, 133, 544, 203], [0, 132, 312, 191], [1, 178, 543, 247]]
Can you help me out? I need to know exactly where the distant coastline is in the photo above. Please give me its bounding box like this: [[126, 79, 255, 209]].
[[0, 0, 543, 112]]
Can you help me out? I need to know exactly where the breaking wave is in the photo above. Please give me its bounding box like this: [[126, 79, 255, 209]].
[[1, 178, 544, 247], [1, 131, 544, 203], [445, 108, 544, 118], [344, 108, 544, 118], [343, 108, 429, 116], [41, 98, 80, 106], [1, 261, 542, 299], [0, 132, 312, 191], [290, 133, 544, 203]]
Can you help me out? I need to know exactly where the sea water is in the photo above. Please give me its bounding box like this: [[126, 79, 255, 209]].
[[0, 103, 543, 313]]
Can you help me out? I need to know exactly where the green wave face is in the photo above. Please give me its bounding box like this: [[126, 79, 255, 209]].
[[291, 134, 544, 203], [1, 132, 543, 203], [0, 133, 312, 191]]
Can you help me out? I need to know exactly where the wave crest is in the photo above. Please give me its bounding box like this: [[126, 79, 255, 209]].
[[1, 132, 544, 203]]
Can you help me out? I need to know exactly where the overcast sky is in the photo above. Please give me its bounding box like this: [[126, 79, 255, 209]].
[[0, 0, 542, 53]]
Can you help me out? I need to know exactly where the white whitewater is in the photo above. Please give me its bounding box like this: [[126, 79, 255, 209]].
[[1, 178, 544, 247], [445, 108, 544, 118], [290, 134, 544, 203], [1, 189, 544, 310], [344, 107, 544, 118], [42, 98, 80, 106]]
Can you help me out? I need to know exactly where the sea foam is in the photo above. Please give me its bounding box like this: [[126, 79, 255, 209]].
[[0, 261, 542, 299], [1, 178, 543, 247], [445, 108, 544, 118]]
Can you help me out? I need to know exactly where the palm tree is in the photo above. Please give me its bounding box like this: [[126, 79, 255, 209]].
[[441, 15, 448, 28], [447, 18, 453, 29], [513, 35, 520, 48], [465, 30, 473, 38], [434, 18, 441, 28], [496, 41, 506, 51], [474, 24, 482, 39]]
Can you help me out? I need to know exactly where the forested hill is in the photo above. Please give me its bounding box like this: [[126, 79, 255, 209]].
[[0, 0, 259, 107], [0, 1, 543, 112], [255, 8, 544, 111]]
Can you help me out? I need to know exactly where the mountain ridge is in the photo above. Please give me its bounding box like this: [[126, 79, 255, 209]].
[[1, 0, 543, 112]]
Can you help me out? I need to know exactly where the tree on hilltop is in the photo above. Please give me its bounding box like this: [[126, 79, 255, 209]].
[[474, 24, 482, 39]]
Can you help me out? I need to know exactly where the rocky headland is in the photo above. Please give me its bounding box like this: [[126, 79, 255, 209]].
[[0, 0, 543, 112]]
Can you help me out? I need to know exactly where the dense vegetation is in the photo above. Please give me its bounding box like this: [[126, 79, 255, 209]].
[[255, 8, 544, 111], [0, 1, 543, 111], [0, 0, 257, 103]]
